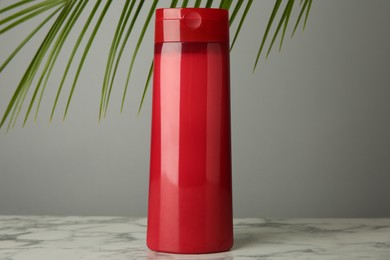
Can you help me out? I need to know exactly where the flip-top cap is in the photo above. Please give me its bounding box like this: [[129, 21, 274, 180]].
[[155, 8, 229, 43]]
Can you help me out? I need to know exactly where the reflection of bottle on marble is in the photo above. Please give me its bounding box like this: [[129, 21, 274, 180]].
[[147, 8, 233, 254]]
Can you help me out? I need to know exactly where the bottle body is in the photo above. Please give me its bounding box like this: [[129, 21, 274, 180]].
[[147, 8, 232, 254], [147, 41, 233, 254]]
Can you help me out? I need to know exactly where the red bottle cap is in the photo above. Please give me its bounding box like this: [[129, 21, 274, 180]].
[[155, 8, 229, 43]]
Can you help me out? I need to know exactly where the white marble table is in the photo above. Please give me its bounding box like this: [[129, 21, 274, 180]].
[[0, 216, 389, 259]]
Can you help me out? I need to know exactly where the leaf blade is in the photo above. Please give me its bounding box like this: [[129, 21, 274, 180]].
[[63, 0, 112, 120], [101, 0, 134, 118], [0, 1, 64, 35], [253, 0, 282, 71], [229, 0, 244, 26], [230, 0, 253, 51], [138, 62, 153, 115], [105, 0, 145, 115], [182, 0, 190, 8], [1, 1, 74, 128], [291, 0, 309, 37], [205, 0, 214, 8], [0, 0, 64, 27], [266, 1, 291, 58], [0, 0, 35, 15], [0, 6, 62, 73], [304, 0, 313, 30], [50, 0, 103, 121], [194, 0, 202, 8], [121, 0, 158, 112], [279, 0, 294, 52], [33, 0, 88, 123]]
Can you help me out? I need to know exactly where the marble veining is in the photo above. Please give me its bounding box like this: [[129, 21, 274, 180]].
[[0, 216, 389, 259]]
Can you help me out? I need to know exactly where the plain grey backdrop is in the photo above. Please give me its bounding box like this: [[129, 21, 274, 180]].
[[0, 0, 389, 217]]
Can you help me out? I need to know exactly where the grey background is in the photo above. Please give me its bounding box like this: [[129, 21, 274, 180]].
[[0, 0, 389, 217]]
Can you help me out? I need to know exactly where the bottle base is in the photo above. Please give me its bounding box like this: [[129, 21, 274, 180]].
[[146, 240, 233, 254]]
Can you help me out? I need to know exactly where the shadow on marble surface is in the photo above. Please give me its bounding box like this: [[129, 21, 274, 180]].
[[232, 232, 259, 250], [146, 251, 233, 260], [144, 231, 258, 259], [232, 226, 265, 250]]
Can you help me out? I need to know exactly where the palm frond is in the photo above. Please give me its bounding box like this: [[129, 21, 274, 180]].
[[0, 0, 35, 15], [0, 0, 73, 129], [137, 0, 181, 115], [63, 0, 112, 120], [194, 0, 202, 8], [0, 6, 62, 73], [230, 0, 252, 51], [102, 0, 145, 118], [279, 0, 294, 51], [292, 0, 311, 37], [0, 0, 314, 129], [229, 0, 244, 26], [181, 0, 190, 8], [266, 0, 293, 58], [205, 0, 214, 8], [121, 0, 158, 113], [253, 0, 282, 71], [253, 0, 313, 71], [28, 0, 89, 124], [0, 0, 66, 34], [50, 0, 103, 121], [101, 0, 135, 118], [219, 0, 233, 10], [138, 62, 154, 115]]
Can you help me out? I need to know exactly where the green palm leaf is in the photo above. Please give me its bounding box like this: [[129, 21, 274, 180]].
[[1, 0, 74, 129], [103, 0, 145, 117], [253, 0, 313, 70], [0, 0, 314, 129], [28, 0, 89, 125], [121, 0, 158, 113], [0, 6, 62, 73], [230, 0, 252, 51], [63, 0, 112, 120], [50, 0, 103, 121], [137, 0, 181, 115], [229, 0, 244, 26], [194, 0, 202, 8], [0, 0, 66, 32], [205, 0, 214, 8], [101, 0, 136, 118], [182, 0, 190, 8]]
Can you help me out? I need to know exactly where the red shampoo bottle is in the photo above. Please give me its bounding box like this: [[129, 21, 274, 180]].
[[147, 8, 233, 254]]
